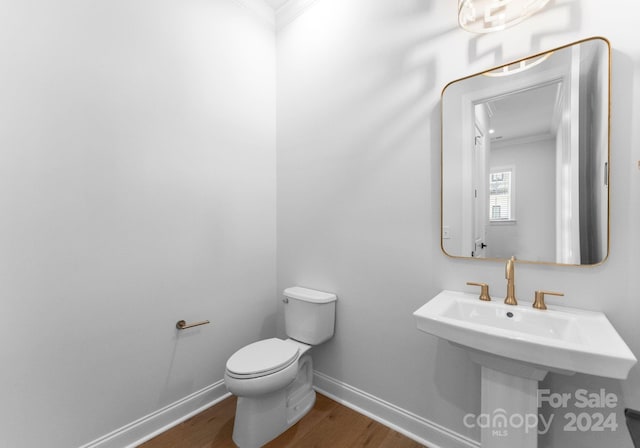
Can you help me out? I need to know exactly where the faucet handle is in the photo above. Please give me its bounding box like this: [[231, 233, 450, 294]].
[[467, 282, 491, 301], [533, 290, 564, 310]]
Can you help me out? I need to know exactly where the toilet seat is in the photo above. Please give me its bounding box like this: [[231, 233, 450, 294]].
[[226, 338, 300, 379]]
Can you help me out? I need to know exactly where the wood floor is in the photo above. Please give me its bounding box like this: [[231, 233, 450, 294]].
[[140, 393, 426, 448]]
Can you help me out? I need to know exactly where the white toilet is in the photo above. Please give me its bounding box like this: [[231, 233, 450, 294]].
[[224, 286, 337, 448]]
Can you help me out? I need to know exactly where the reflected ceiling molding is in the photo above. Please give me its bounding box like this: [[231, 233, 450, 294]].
[[275, 0, 320, 30], [458, 0, 551, 33]]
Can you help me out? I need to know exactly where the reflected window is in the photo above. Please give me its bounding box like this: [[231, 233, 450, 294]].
[[489, 168, 515, 221]]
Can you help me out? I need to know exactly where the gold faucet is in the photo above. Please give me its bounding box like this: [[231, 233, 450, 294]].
[[532, 290, 564, 310], [466, 282, 491, 301], [504, 256, 517, 305]]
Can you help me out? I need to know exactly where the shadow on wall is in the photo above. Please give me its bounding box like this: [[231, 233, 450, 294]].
[[319, 28, 455, 156], [293, 0, 460, 259], [318, 21, 458, 201], [159, 328, 203, 407], [158, 310, 277, 407], [466, 0, 582, 68], [433, 339, 481, 425]]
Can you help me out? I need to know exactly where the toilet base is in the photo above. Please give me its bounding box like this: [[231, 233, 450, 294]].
[[232, 355, 315, 448]]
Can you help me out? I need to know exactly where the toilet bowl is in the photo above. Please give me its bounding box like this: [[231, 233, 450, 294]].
[[225, 338, 315, 448], [224, 338, 310, 397], [224, 286, 337, 448]]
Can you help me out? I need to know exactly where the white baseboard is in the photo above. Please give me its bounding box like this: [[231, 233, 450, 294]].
[[79, 372, 479, 448], [78, 380, 230, 448], [313, 371, 480, 448]]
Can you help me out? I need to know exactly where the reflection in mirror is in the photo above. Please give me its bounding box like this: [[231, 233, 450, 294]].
[[441, 37, 610, 265]]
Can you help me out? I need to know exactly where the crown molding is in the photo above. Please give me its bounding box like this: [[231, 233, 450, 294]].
[[230, 0, 320, 31], [275, 0, 321, 30], [233, 0, 276, 26]]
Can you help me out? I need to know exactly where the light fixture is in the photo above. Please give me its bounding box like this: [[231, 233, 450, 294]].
[[458, 0, 551, 34]]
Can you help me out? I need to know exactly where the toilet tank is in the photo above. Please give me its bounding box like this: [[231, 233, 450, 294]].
[[283, 286, 337, 345]]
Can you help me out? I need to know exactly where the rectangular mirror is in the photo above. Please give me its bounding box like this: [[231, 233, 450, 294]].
[[441, 37, 610, 266]]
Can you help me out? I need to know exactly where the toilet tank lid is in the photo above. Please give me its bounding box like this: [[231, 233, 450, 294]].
[[284, 286, 337, 303]]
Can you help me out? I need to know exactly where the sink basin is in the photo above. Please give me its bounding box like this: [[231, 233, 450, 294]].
[[414, 290, 637, 380]]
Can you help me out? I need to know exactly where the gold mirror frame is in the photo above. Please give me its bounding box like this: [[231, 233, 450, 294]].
[[440, 37, 611, 266]]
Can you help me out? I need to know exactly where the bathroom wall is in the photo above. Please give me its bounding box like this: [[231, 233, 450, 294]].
[[277, 0, 640, 447], [0, 1, 276, 447]]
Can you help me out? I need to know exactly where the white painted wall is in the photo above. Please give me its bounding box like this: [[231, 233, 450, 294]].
[[0, 1, 276, 447], [277, 1, 640, 447]]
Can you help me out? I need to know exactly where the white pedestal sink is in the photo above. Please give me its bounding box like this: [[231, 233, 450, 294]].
[[414, 290, 637, 448]]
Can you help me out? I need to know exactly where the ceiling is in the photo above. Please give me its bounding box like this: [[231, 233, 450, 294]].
[[262, 0, 289, 9], [487, 82, 560, 142]]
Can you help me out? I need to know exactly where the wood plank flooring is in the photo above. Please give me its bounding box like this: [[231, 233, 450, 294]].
[[140, 393, 426, 448]]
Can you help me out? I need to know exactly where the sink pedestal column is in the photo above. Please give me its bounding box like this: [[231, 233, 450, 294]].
[[480, 367, 543, 448], [466, 350, 549, 448]]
